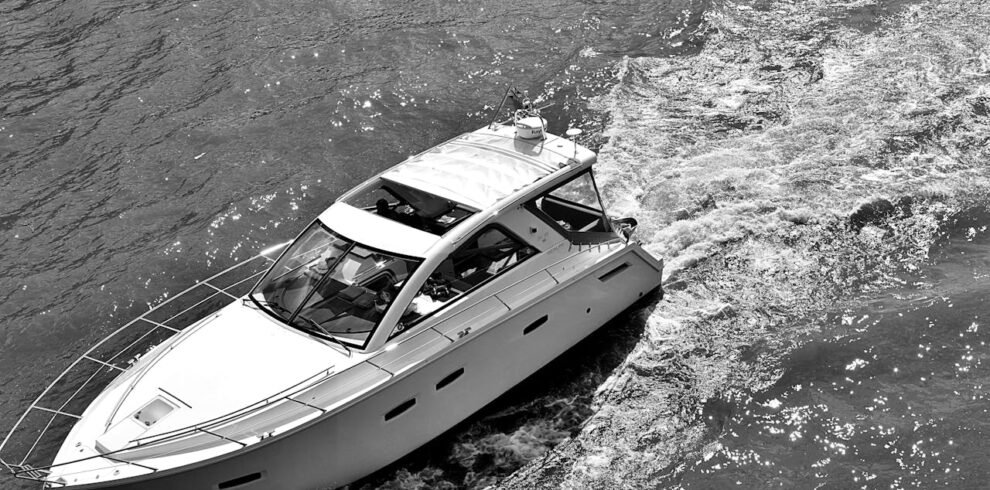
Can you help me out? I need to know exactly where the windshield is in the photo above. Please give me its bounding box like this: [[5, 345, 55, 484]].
[[251, 221, 421, 348]]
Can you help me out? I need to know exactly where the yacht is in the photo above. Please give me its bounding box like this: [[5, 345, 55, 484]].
[[0, 91, 664, 489]]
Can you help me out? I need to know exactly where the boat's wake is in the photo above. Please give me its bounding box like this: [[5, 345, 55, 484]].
[[350, 0, 990, 488], [498, 0, 990, 486]]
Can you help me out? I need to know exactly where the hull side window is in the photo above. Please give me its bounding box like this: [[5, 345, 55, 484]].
[[384, 398, 417, 421], [390, 225, 536, 338], [525, 170, 617, 244], [218, 472, 263, 489]]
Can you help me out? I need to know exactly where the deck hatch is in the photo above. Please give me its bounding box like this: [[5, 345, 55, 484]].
[[384, 398, 417, 422], [134, 398, 176, 427], [435, 368, 465, 391], [96, 396, 179, 454]]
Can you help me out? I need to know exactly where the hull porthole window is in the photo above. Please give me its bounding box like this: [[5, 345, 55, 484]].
[[384, 398, 417, 421], [218, 472, 263, 489], [523, 315, 549, 335], [436, 368, 465, 390]]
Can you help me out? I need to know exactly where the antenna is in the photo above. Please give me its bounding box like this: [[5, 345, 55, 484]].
[[565, 127, 583, 161], [487, 87, 512, 130]]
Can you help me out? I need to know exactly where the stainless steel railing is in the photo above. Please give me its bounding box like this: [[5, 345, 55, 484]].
[[0, 243, 288, 484]]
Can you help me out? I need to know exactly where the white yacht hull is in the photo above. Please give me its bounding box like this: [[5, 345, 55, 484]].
[[65, 244, 661, 490]]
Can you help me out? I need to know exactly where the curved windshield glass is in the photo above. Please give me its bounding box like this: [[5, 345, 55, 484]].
[[251, 221, 421, 348]]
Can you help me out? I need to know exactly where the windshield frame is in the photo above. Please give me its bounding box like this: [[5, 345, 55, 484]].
[[249, 220, 424, 350], [387, 223, 537, 340]]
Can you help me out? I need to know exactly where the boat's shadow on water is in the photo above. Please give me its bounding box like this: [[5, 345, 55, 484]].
[[347, 290, 662, 489]]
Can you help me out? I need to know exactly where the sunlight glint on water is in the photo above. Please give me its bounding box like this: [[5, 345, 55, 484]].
[[1, 0, 989, 488]]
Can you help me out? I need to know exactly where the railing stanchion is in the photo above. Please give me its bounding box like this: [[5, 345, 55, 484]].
[[0, 243, 290, 485]]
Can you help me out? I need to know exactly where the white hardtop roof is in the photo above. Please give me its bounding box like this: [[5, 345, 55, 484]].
[[319, 203, 438, 258], [381, 126, 581, 211]]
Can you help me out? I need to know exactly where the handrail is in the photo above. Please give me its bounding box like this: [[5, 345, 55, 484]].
[[127, 366, 336, 447], [0, 242, 289, 483]]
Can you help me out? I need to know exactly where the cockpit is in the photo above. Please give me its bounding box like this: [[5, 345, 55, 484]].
[[343, 178, 477, 235], [250, 221, 422, 349]]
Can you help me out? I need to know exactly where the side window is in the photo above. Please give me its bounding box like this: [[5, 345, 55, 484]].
[[528, 171, 614, 241], [393, 227, 536, 336]]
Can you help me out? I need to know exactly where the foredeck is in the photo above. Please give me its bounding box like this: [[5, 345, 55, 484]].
[[0, 245, 286, 484]]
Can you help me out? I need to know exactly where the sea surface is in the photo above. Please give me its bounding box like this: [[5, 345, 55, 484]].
[[1, 0, 988, 488]]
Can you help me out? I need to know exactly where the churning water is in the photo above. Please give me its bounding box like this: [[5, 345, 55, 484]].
[[1, 0, 988, 488]]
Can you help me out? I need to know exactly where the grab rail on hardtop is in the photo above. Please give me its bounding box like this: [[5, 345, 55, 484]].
[[0, 242, 289, 484]]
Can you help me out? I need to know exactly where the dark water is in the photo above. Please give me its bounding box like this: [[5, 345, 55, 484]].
[[2, 0, 988, 488], [679, 211, 990, 488]]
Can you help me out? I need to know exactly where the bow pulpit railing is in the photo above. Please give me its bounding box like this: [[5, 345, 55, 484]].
[[0, 243, 288, 485]]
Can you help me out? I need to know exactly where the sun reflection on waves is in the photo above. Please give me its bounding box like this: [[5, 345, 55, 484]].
[[503, 0, 990, 487], [678, 219, 990, 488]]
